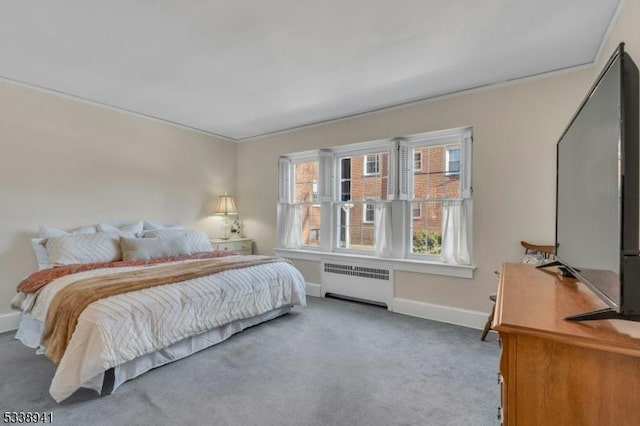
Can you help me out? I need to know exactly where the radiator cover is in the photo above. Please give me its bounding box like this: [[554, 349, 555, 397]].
[[321, 260, 394, 309]]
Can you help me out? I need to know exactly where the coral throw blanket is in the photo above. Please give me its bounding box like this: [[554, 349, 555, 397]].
[[18, 251, 235, 294], [41, 256, 287, 364]]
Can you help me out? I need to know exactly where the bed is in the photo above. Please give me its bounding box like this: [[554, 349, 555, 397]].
[[11, 223, 306, 403]]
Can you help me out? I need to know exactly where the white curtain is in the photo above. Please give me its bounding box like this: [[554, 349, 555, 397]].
[[374, 203, 392, 257], [279, 204, 302, 249], [441, 199, 471, 265]]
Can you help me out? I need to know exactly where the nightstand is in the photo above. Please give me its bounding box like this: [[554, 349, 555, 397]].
[[210, 238, 253, 255]]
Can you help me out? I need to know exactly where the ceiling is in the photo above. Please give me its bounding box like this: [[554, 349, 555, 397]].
[[0, 1, 621, 141]]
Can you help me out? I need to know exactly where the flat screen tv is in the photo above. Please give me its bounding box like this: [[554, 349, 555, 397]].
[[550, 43, 640, 321]]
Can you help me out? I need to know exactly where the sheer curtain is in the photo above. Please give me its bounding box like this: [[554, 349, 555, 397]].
[[279, 204, 302, 249], [440, 199, 471, 265], [374, 203, 392, 257]]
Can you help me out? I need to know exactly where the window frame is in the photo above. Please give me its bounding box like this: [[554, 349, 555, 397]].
[[312, 179, 319, 203], [405, 130, 471, 261], [414, 151, 422, 171], [363, 201, 375, 224], [445, 146, 461, 176], [277, 127, 473, 270], [278, 154, 323, 250], [334, 201, 376, 254], [412, 203, 422, 220], [407, 200, 445, 260], [333, 145, 388, 254], [363, 153, 380, 176]]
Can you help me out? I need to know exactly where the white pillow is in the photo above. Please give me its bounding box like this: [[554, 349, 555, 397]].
[[120, 236, 192, 261], [143, 221, 185, 231], [98, 221, 144, 237], [30, 238, 50, 270], [142, 229, 212, 253], [32, 225, 98, 269], [38, 225, 97, 239], [46, 233, 122, 266]]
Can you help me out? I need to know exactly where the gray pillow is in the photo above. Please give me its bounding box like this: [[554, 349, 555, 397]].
[[120, 236, 193, 261], [141, 229, 213, 253]]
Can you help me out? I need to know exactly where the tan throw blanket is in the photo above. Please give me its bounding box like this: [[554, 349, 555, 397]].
[[41, 256, 286, 364]]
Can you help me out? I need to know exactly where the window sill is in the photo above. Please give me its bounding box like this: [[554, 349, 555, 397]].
[[274, 248, 475, 279]]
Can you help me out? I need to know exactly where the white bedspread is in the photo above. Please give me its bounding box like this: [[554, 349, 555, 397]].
[[13, 256, 306, 402]]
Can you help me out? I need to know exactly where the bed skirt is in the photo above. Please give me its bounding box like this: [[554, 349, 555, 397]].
[[15, 305, 293, 398]]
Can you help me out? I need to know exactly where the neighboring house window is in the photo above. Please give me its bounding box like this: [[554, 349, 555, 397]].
[[340, 158, 351, 202], [312, 180, 319, 202], [412, 203, 421, 219], [414, 152, 422, 171], [364, 154, 380, 175], [363, 202, 375, 223], [446, 147, 461, 175], [278, 128, 472, 265]]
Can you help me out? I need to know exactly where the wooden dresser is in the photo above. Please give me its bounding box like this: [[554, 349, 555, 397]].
[[493, 263, 640, 426]]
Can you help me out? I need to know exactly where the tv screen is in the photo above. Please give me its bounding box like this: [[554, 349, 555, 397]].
[[555, 43, 639, 320]]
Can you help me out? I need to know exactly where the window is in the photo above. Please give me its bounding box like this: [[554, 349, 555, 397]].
[[412, 204, 421, 219], [363, 202, 375, 223], [446, 148, 461, 175], [293, 160, 318, 204], [312, 180, 319, 202], [340, 158, 351, 201], [292, 159, 321, 248], [337, 150, 387, 252], [414, 151, 422, 171], [278, 128, 472, 266], [364, 154, 380, 175], [409, 141, 465, 257]]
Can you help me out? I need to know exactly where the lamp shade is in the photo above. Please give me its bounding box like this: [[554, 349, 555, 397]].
[[214, 194, 238, 215]]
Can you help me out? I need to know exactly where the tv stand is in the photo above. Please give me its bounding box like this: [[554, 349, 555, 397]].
[[494, 263, 640, 425], [565, 307, 640, 322]]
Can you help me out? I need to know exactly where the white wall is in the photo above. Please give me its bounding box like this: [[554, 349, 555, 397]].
[[1, 0, 637, 330], [0, 81, 237, 325], [237, 0, 640, 317]]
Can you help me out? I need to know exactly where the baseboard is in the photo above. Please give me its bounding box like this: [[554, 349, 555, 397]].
[[0, 296, 484, 333], [305, 282, 321, 297], [392, 298, 487, 330], [0, 312, 20, 333]]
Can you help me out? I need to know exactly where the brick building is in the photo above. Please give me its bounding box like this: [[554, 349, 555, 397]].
[[293, 144, 460, 253]]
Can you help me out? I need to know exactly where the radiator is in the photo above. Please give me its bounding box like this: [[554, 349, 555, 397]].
[[321, 260, 394, 309]]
